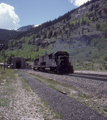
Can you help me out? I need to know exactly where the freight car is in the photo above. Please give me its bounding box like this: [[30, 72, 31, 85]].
[[33, 51, 74, 74]]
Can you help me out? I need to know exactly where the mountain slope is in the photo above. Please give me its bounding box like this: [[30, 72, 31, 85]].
[[0, 29, 20, 40], [1, 0, 107, 70], [17, 25, 40, 32]]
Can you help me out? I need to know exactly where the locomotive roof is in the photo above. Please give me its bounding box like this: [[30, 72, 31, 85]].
[[54, 51, 69, 56], [34, 51, 69, 61]]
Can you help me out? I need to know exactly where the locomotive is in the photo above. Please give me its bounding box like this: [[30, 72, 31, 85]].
[[33, 51, 74, 74]]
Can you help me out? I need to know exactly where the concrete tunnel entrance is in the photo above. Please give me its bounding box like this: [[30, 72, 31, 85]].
[[16, 61, 21, 69], [12, 57, 26, 69]]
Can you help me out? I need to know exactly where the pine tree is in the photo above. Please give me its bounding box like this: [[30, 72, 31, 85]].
[[96, 23, 100, 30]]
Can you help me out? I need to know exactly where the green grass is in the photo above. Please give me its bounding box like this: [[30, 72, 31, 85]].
[[0, 98, 10, 107], [0, 68, 16, 110]]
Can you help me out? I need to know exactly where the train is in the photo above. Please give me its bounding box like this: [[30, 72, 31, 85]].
[[33, 51, 74, 74]]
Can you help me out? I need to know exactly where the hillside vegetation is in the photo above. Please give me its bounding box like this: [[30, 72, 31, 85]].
[[0, 0, 107, 70]]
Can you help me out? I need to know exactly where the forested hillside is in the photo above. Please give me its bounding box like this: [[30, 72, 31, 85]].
[[0, 0, 107, 70]]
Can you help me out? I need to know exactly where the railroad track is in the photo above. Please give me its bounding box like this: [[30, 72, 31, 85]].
[[68, 73, 107, 81]]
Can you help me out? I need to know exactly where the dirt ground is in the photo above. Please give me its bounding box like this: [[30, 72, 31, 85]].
[[0, 69, 62, 120]]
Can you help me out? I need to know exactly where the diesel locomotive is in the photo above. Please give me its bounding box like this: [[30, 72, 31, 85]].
[[33, 51, 74, 74]]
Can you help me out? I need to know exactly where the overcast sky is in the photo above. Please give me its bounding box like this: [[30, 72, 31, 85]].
[[0, 0, 90, 30]]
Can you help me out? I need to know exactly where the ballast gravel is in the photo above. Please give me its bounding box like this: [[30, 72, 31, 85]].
[[26, 70, 107, 99], [19, 70, 107, 120]]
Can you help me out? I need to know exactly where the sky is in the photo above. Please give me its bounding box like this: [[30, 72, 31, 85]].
[[0, 0, 91, 30]]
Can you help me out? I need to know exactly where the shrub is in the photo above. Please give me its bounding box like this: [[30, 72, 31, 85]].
[[96, 23, 100, 30], [104, 56, 107, 61], [105, 65, 107, 70]]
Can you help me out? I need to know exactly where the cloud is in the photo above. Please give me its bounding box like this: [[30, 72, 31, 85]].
[[0, 3, 20, 29], [69, 0, 91, 6]]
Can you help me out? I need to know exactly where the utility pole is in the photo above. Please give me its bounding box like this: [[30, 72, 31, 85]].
[[0, 44, 4, 70], [2, 50, 5, 71], [0, 44, 5, 71]]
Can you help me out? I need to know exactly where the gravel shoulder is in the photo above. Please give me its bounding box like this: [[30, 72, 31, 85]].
[[19, 70, 107, 120], [74, 70, 107, 75]]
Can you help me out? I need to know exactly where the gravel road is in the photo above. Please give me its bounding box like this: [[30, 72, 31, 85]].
[[19, 70, 107, 120]]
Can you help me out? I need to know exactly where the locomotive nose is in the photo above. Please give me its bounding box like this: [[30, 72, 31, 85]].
[[60, 60, 65, 66]]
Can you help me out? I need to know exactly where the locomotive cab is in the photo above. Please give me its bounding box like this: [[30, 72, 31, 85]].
[[58, 56, 69, 66], [53, 51, 73, 74], [54, 51, 69, 65]]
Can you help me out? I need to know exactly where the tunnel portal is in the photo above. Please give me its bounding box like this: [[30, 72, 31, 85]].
[[12, 57, 26, 69], [16, 61, 21, 69]]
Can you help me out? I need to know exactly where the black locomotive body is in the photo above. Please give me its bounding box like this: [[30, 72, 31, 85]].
[[33, 51, 74, 74]]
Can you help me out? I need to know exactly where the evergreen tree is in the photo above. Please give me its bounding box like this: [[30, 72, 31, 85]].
[[96, 23, 100, 30]]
